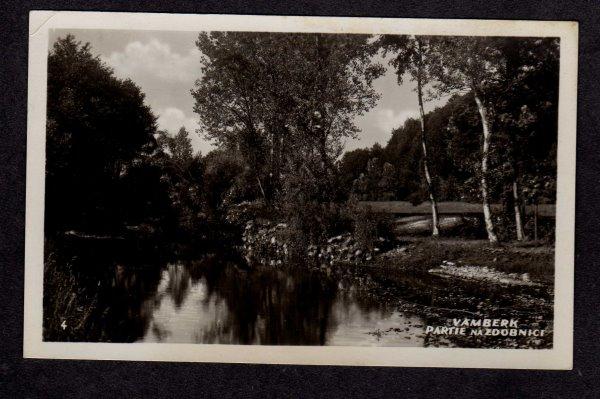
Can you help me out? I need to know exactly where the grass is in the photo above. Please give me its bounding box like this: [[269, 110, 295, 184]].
[[372, 236, 555, 284], [360, 201, 556, 217]]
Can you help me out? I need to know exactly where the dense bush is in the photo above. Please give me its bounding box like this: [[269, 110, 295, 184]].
[[344, 198, 395, 251]]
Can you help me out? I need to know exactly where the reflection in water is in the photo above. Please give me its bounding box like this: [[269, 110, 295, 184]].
[[44, 242, 424, 346], [137, 259, 424, 346], [45, 240, 553, 348]]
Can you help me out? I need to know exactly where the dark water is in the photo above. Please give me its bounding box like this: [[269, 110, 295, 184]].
[[137, 259, 424, 345], [45, 243, 424, 346]]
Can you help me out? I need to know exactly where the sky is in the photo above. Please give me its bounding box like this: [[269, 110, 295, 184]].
[[49, 29, 448, 155]]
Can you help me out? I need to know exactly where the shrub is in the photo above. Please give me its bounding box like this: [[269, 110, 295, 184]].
[[280, 200, 349, 245], [345, 198, 394, 251]]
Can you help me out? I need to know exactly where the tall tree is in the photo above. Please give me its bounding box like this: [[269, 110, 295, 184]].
[[46, 35, 157, 233], [428, 36, 506, 243], [377, 35, 441, 236], [494, 37, 559, 241], [192, 32, 384, 205], [157, 127, 195, 173]]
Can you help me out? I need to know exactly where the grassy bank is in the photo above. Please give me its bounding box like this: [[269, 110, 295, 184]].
[[323, 236, 555, 349], [372, 237, 555, 285]]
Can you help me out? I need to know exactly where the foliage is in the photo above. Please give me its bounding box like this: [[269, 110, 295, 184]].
[[377, 35, 434, 87], [348, 154, 398, 201], [153, 127, 207, 235], [344, 198, 395, 251], [339, 48, 558, 208], [201, 149, 245, 218], [46, 35, 159, 234], [45, 33, 559, 246], [192, 32, 384, 206]]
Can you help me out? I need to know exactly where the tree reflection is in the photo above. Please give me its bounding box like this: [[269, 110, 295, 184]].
[[186, 257, 339, 345], [46, 244, 424, 345], [164, 263, 191, 309]]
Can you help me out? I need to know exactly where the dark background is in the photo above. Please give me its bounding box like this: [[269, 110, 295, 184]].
[[1, 1, 598, 397]]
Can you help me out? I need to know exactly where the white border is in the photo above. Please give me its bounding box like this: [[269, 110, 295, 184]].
[[24, 11, 578, 369]]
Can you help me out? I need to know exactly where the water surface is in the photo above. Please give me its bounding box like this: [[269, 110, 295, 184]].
[[135, 259, 425, 346], [45, 240, 552, 348]]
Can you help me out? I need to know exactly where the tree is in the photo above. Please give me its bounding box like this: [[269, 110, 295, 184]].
[[444, 94, 489, 203], [201, 149, 245, 220], [154, 127, 206, 233], [377, 35, 441, 236], [383, 118, 425, 202], [46, 35, 157, 233], [192, 32, 384, 207], [338, 147, 373, 197], [493, 37, 559, 241], [428, 36, 506, 243], [167, 127, 194, 167]]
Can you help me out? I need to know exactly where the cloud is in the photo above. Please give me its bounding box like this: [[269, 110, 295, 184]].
[[157, 107, 197, 132], [156, 107, 215, 155], [103, 39, 201, 83], [375, 108, 419, 133]]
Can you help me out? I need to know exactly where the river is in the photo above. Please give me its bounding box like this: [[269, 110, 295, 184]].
[[44, 241, 426, 346], [135, 260, 425, 345], [43, 238, 552, 348]]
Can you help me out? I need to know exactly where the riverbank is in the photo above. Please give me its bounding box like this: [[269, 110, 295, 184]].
[[44, 223, 555, 348], [241, 217, 554, 284], [323, 238, 554, 349], [373, 236, 554, 284], [238, 222, 554, 348]]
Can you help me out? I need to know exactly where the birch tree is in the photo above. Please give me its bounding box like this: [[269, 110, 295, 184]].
[[429, 36, 505, 243], [376, 35, 441, 236], [494, 37, 559, 241]]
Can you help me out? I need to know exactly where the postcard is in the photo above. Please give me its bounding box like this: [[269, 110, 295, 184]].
[[24, 11, 577, 368]]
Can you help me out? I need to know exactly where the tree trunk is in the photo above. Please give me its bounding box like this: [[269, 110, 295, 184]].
[[473, 92, 499, 244], [416, 76, 440, 237], [533, 202, 539, 241], [512, 179, 526, 241], [256, 176, 266, 202]]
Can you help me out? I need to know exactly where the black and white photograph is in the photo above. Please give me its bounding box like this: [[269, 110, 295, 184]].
[[23, 12, 577, 368]]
